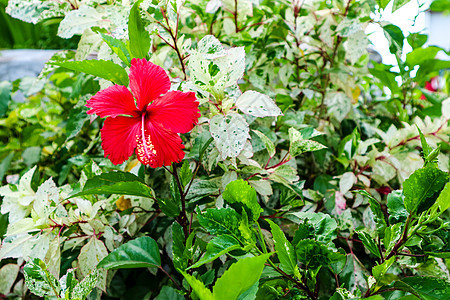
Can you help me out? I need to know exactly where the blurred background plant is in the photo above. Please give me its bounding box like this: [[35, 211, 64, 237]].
[[0, 0, 78, 49]]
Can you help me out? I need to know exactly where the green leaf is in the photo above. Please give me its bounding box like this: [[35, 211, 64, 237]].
[[357, 190, 387, 237], [69, 171, 153, 199], [434, 182, 450, 213], [387, 190, 409, 224], [172, 223, 187, 270], [253, 130, 275, 157], [0, 81, 12, 117], [158, 197, 181, 217], [370, 62, 400, 93], [188, 134, 214, 161], [430, 0, 450, 12], [417, 126, 432, 158], [212, 254, 271, 300], [237, 281, 259, 300], [416, 59, 450, 84], [97, 236, 161, 270], [0, 213, 7, 240], [407, 33, 428, 49], [377, 0, 392, 9], [403, 166, 449, 215], [394, 276, 450, 299], [406, 47, 442, 68], [23, 258, 60, 297], [293, 221, 315, 243], [295, 239, 340, 270], [424, 251, 450, 259], [66, 104, 90, 140], [189, 235, 241, 269], [269, 176, 304, 199], [201, 270, 216, 287], [383, 24, 404, 56], [365, 296, 384, 300], [357, 231, 381, 258], [59, 269, 78, 300], [222, 179, 263, 223], [238, 209, 254, 242], [425, 147, 440, 167], [155, 286, 184, 300], [100, 33, 131, 65], [289, 127, 326, 157], [180, 160, 193, 187], [197, 208, 242, 240], [392, 0, 410, 12], [266, 220, 300, 278], [185, 179, 219, 201], [337, 128, 360, 161], [128, 0, 151, 59], [170, 176, 181, 211], [339, 254, 369, 293], [22, 146, 41, 168], [372, 256, 395, 282], [330, 287, 371, 300], [287, 212, 337, 244], [269, 164, 300, 183], [0, 152, 14, 183], [182, 273, 214, 300], [53, 60, 129, 86], [383, 223, 402, 254]]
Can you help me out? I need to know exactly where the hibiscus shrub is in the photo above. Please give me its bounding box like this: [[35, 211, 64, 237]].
[[0, 0, 450, 299]]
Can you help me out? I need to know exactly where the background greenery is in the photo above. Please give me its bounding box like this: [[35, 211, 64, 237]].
[[0, 0, 449, 299]]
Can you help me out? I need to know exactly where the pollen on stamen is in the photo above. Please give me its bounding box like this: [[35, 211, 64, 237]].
[[136, 133, 157, 167]]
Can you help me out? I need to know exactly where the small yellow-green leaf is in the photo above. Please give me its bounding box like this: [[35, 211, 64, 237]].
[[436, 182, 450, 213], [182, 273, 214, 300], [222, 179, 263, 223], [212, 253, 271, 300]]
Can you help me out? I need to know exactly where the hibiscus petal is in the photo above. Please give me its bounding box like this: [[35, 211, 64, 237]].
[[86, 85, 138, 118], [101, 116, 141, 165], [147, 91, 200, 134], [136, 123, 185, 168], [129, 58, 171, 111]]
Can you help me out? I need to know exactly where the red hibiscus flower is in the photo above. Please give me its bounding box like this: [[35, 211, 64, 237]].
[[86, 58, 200, 167]]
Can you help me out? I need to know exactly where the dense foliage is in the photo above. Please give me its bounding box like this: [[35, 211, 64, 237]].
[[0, 0, 449, 299]]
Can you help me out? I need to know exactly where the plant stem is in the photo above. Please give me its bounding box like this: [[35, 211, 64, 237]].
[[267, 152, 290, 169], [396, 252, 427, 257], [160, 7, 187, 80], [159, 266, 182, 290], [266, 259, 316, 300]]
